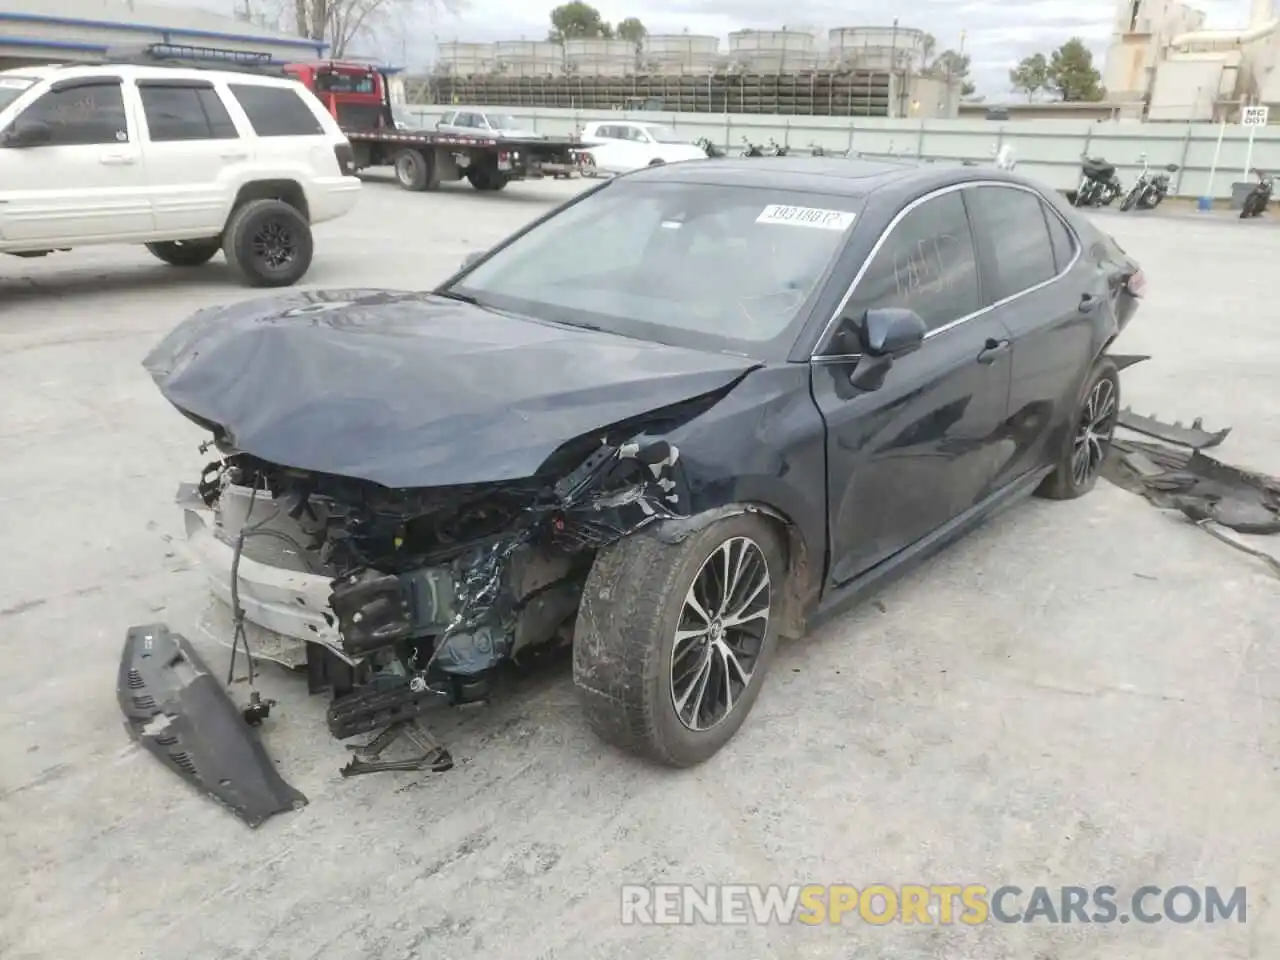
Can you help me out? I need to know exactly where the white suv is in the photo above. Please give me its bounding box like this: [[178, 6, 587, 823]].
[[0, 60, 360, 286]]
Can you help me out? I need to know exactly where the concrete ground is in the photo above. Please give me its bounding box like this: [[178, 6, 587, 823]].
[[1, 177, 1278, 960]]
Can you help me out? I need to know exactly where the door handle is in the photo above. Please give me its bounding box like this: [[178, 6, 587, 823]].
[[1078, 293, 1102, 313], [99, 152, 135, 165], [220, 150, 249, 161], [977, 338, 1010, 364]]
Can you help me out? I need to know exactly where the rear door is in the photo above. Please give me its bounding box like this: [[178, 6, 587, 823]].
[[136, 78, 246, 238], [965, 183, 1101, 487], [0, 76, 152, 245], [810, 187, 1015, 585]]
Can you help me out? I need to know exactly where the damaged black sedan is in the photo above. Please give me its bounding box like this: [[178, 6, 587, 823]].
[[133, 157, 1144, 790]]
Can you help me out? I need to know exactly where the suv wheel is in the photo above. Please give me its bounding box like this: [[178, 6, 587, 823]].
[[573, 514, 784, 767], [222, 199, 313, 288], [145, 239, 221, 267]]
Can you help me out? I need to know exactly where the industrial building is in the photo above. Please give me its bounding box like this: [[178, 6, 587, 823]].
[[419, 26, 960, 119], [0, 0, 327, 70], [1103, 0, 1280, 120]]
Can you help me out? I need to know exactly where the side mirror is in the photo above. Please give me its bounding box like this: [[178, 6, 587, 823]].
[[862, 307, 927, 358], [461, 250, 486, 270], [2, 120, 51, 148], [842, 308, 927, 392]]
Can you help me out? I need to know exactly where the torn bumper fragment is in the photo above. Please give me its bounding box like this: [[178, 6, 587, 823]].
[[117, 623, 307, 827]]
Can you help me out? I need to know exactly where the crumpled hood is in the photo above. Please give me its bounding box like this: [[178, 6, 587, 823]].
[[143, 289, 758, 489]]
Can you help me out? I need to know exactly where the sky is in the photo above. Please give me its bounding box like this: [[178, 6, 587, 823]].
[[184, 0, 1260, 95]]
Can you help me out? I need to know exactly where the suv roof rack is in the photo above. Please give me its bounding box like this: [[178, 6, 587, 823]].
[[95, 42, 291, 77]]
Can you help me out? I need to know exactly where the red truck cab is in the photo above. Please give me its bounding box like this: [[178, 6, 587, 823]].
[[283, 61, 392, 131]]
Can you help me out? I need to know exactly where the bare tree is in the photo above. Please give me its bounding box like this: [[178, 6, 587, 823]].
[[239, 0, 463, 58]]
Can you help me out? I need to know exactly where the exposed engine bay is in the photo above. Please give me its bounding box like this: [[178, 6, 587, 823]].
[[191, 431, 687, 747]]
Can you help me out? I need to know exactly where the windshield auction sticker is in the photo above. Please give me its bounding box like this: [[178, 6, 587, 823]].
[[756, 205, 856, 230]]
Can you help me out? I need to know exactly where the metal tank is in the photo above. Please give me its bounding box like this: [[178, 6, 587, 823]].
[[828, 26, 927, 71], [434, 41, 496, 76], [727, 28, 820, 73], [494, 39, 563, 77], [563, 38, 637, 75], [642, 33, 720, 74]]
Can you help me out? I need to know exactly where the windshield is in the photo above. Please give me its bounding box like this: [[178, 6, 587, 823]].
[[447, 180, 862, 360], [0, 76, 36, 113], [644, 126, 688, 144], [487, 114, 519, 129]]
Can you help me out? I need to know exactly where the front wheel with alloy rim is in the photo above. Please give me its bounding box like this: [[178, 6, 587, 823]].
[[1036, 356, 1120, 500], [573, 514, 784, 767], [222, 199, 313, 288], [145, 238, 221, 267]]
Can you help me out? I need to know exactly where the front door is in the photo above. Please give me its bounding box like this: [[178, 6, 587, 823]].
[[810, 187, 1014, 586], [0, 77, 152, 245]]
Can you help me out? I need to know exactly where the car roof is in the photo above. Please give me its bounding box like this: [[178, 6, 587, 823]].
[[618, 156, 946, 197]]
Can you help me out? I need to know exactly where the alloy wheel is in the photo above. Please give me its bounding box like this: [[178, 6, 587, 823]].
[[251, 220, 296, 272], [1072, 377, 1118, 487], [669, 536, 771, 732]]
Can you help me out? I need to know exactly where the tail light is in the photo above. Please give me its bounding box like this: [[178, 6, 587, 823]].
[[1125, 268, 1146, 297], [334, 141, 355, 176]]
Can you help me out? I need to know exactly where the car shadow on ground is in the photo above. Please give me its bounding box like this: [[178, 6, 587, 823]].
[[0, 261, 244, 306]]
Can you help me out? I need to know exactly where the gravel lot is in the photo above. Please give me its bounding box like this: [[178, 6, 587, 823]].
[[1, 176, 1278, 960]]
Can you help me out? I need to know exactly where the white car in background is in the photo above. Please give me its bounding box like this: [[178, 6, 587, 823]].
[[578, 120, 706, 175]]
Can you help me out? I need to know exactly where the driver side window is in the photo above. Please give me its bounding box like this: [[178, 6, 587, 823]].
[[838, 191, 980, 340], [15, 81, 129, 146]]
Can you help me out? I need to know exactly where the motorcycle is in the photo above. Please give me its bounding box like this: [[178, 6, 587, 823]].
[[1239, 167, 1273, 219], [1071, 156, 1124, 208], [695, 136, 725, 158], [765, 138, 789, 157], [740, 137, 764, 157], [1120, 154, 1179, 211], [808, 142, 849, 158]]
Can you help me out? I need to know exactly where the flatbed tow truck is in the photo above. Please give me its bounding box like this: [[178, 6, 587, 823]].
[[113, 44, 584, 193], [281, 59, 584, 192]]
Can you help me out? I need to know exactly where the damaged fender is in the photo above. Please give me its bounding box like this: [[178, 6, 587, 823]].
[[118, 623, 307, 827]]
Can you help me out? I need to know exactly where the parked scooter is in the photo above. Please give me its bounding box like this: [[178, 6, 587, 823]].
[[1071, 155, 1124, 207], [1239, 167, 1273, 219], [696, 136, 725, 157], [740, 137, 764, 157], [1120, 154, 1179, 211]]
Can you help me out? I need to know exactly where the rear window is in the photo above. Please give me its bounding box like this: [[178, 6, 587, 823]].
[[314, 71, 377, 95], [228, 83, 323, 137], [449, 180, 862, 361], [0, 76, 36, 113], [968, 185, 1058, 302]]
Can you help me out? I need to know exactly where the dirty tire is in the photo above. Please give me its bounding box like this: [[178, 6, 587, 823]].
[[466, 163, 507, 191], [573, 514, 785, 767], [1036, 356, 1120, 501], [1119, 188, 1139, 212], [222, 199, 313, 288], [393, 148, 430, 191], [145, 238, 221, 267]]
